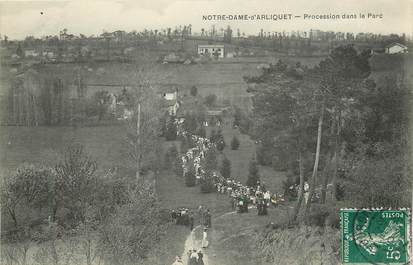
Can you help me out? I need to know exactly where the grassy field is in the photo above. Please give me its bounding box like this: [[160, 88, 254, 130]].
[[207, 123, 287, 194], [0, 125, 131, 176]]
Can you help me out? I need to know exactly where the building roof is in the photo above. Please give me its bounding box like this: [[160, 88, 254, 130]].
[[163, 52, 186, 63], [206, 110, 223, 116], [385, 42, 408, 49], [198, 44, 225, 48]]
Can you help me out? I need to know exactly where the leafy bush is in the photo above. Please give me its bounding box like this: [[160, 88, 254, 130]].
[[256, 144, 273, 166], [216, 138, 226, 152], [233, 107, 242, 127], [184, 166, 196, 187], [220, 157, 231, 179], [305, 204, 330, 227], [100, 187, 166, 265], [211, 129, 225, 152], [165, 116, 177, 141], [305, 204, 339, 228], [197, 125, 206, 138], [0, 165, 55, 228], [183, 114, 198, 135], [190, 86, 198, 97], [344, 154, 410, 208], [282, 174, 298, 200], [335, 182, 345, 201], [204, 94, 217, 107], [209, 129, 217, 143], [55, 144, 98, 226], [164, 145, 178, 169], [204, 149, 218, 172], [200, 174, 215, 193], [246, 159, 260, 187], [230, 136, 240, 150], [174, 156, 183, 177], [324, 206, 340, 228]]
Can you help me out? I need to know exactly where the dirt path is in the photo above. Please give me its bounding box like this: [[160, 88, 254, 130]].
[[181, 225, 209, 265], [180, 208, 255, 265]]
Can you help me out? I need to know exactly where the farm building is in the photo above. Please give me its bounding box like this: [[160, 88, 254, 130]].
[[159, 84, 180, 116], [162, 90, 177, 101], [385, 43, 408, 54], [24, 49, 39, 57], [206, 110, 223, 116], [158, 84, 179, 100], [163, 52, 185, 63], [197, 44, 225, 58]]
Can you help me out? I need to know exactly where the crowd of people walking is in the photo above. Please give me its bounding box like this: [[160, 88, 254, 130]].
[[172, 248, 206, 265], [176, 122, 292, 216], [171, 117, 313, 264]]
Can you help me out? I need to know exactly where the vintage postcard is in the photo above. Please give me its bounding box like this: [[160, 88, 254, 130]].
[[0, 1, 412, 264]]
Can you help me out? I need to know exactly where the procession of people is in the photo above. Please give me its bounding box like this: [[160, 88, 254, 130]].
[[174, 119, 288, 218], [170, 118, 292, 265]]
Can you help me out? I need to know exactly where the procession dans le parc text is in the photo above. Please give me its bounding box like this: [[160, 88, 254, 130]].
[[202, 13, 383, 21]]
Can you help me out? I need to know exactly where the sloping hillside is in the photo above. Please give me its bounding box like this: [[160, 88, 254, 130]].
[[206, 208, 340, 265]]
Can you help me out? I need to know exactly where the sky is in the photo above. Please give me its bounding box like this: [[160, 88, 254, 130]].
[[0, 0, 412, 39]]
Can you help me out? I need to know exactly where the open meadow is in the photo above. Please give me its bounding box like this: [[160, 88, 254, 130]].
[[0, 125, 129, 176]]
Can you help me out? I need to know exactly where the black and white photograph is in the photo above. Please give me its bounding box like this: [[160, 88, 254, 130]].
[[0, 1, 412, 264]]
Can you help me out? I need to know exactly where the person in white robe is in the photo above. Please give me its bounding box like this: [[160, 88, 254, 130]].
[[304, 181, 310, 204], [202, 228, 209, 248]]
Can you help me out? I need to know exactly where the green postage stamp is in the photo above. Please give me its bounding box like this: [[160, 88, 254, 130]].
[[341, 209, 411, 264]]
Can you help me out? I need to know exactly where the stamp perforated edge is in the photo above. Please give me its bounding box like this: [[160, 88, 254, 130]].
[[339, 208, 412, 264]]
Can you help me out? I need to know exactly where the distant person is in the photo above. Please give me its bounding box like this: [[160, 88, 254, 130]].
[[171, 210, 177, 223], [172, 256, 184, 265], [263, 190, 271, 211], [238, 199, 244, 213], [187, 250, 193, 265], [243, 196, 249, 213], [257, 197, 262, 215], [189, 212, 194, 231], [205, 209, 212, 228], [197, 250, 205, 265], [261, 181, 267, 192], [261, 198, 268, 215], [231, 197, 237, 210], [198, 205, 204, 225], [304, 181, 310, 204]]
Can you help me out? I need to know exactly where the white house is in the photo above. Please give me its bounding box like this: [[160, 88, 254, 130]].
[[11, 54, 20, 60], [163, 53, 185, 63], [162, 91, 177, 101], [385, 43, 408, 54], [42, 51, 55, 58], [160, 86, 180, 115], [197, 44, 225, 58]]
